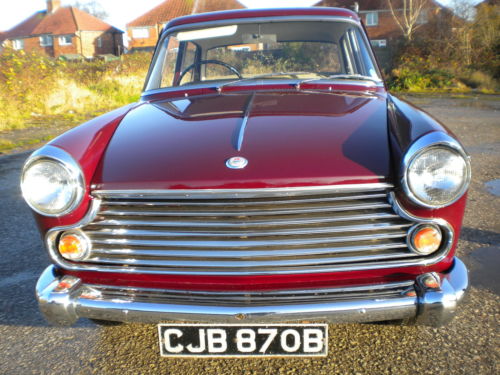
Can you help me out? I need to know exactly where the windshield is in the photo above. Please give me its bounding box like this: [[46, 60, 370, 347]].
[[145, 20, 381, 91]]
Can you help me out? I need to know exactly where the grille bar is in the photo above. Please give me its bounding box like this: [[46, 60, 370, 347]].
[[90, 242, 410, 259], [98, 202, 391, 217], [91, 231, 407, 248], [86, 222, 411, 238], [92, 211, 400, 228], [83, 281, 415, 307], [100, 192, 387, 207], [77, 185, 418, 274]]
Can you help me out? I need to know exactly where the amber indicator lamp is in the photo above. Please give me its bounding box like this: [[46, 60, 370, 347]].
[[58, 232, 89, 260], [410, 226, 442, 255]]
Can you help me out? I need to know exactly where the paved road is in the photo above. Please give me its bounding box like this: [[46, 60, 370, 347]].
[[0, 96, 498, 375]]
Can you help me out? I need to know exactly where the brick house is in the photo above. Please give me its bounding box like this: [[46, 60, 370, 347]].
[[0, 0, 124, 58], [126, 0, 245, 51], [316, 0, 449, 47]]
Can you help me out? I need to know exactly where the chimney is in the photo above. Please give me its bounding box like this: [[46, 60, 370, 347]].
[[47, 0, 61, 13]]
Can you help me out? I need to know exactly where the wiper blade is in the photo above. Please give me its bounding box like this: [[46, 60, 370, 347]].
[[325, 74, 381, 83], [293, 74, 382, 90]]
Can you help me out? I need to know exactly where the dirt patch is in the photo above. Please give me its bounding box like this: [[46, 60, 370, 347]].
[[0, 111, 106, 154]]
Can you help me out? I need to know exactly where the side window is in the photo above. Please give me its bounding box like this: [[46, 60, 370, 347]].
[[339, 29, 380, 79], [178, 42, 198, 84], [340, 33, 356, 75], [354, 29, 379, 78], [159, 37, 180, 88]]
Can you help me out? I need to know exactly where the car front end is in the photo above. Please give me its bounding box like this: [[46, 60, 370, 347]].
[[23, 8, 470, 340]]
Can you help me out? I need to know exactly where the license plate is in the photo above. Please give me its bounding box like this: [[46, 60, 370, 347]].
[[158, 323, 328, 357]]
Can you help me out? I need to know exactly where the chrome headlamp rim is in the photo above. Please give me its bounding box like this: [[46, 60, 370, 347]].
[[21, 145, 85, 217], [401, 132, 471, 209]]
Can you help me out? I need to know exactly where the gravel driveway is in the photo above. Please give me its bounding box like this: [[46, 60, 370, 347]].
[[0, 95, 498, 375]]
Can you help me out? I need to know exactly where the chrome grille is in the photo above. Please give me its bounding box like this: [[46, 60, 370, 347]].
[[81, 281, 415, 307], [75, 185, 418, 275]]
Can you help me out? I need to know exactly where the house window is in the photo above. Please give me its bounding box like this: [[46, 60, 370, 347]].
[[13, 39, 24, 50], [97, 37, 103, 48], [370, 39, 387, 48], [132, 27, 150, 39], [366, 12, 379, 26], [59, 35, 72, 46], [39, 35, 53, 47]]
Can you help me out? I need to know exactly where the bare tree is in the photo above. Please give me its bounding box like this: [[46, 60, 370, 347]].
[[387, 0, 430, 41], [72, 0, 109, 20], [471, 0, 500, 75], [449, 0, 476, 65]]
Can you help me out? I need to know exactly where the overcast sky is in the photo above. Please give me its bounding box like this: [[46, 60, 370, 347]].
[[0, 0, 479, 32]]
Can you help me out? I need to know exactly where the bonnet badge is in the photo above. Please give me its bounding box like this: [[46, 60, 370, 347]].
[[226, 156, 248, 169]]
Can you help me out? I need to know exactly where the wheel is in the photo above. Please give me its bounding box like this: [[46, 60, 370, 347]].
[[176, 59, 242, 85]]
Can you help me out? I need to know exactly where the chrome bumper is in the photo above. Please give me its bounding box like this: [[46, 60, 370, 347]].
[[36, 258, 468, 327]]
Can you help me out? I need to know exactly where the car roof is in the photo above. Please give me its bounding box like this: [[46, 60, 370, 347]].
[[166, 7, 360, 29]]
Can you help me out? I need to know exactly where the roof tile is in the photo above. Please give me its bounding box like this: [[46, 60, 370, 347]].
[[3, 11, 46, 39], [127, 0, 244, 27], [4, 6, 122, 39], [193, 0, 244, 14], [127, 0, 194, 28], [33, 7, 122, 35], [71, 7, 122, 33]]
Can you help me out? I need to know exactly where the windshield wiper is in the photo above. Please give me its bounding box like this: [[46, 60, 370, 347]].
[[293, 74, 382, 90], [323, 74, 381, 83], [216, 71, 329, 91]]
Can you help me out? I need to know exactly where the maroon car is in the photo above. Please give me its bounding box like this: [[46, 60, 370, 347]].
[[23, 8, 470, 357]]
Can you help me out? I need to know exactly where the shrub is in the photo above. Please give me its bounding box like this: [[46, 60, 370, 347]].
[[388, 55, 468, 92], [0, 50, 151, 131], [461, 71, 499, 92]]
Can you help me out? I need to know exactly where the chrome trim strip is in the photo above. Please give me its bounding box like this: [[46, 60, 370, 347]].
[[389, 192, 454, 258], [20, 145, 85, 217], [97, 201, 391, 217], [143, 81, 383, 98], [93, 183, 393, 199], [92, 212, 400, 228], [89, 231, 407, 249], [86, 222, 411, 238], [85, 251, 416, 268], [235, 92, 255, 151], [98, 192, 388, 206], [35, 258, 468, 326], [90, 243, 409, 259], [401, 131, 471, 209], [91, 280, 414, 299]]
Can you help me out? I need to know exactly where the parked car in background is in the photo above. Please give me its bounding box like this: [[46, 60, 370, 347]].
[[23, 8, 470, 357]]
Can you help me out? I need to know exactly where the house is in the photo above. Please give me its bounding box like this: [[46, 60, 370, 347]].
[[0, 0, 124, 58], [126, 0, 245, 51], [316, 0, 448, 47]]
